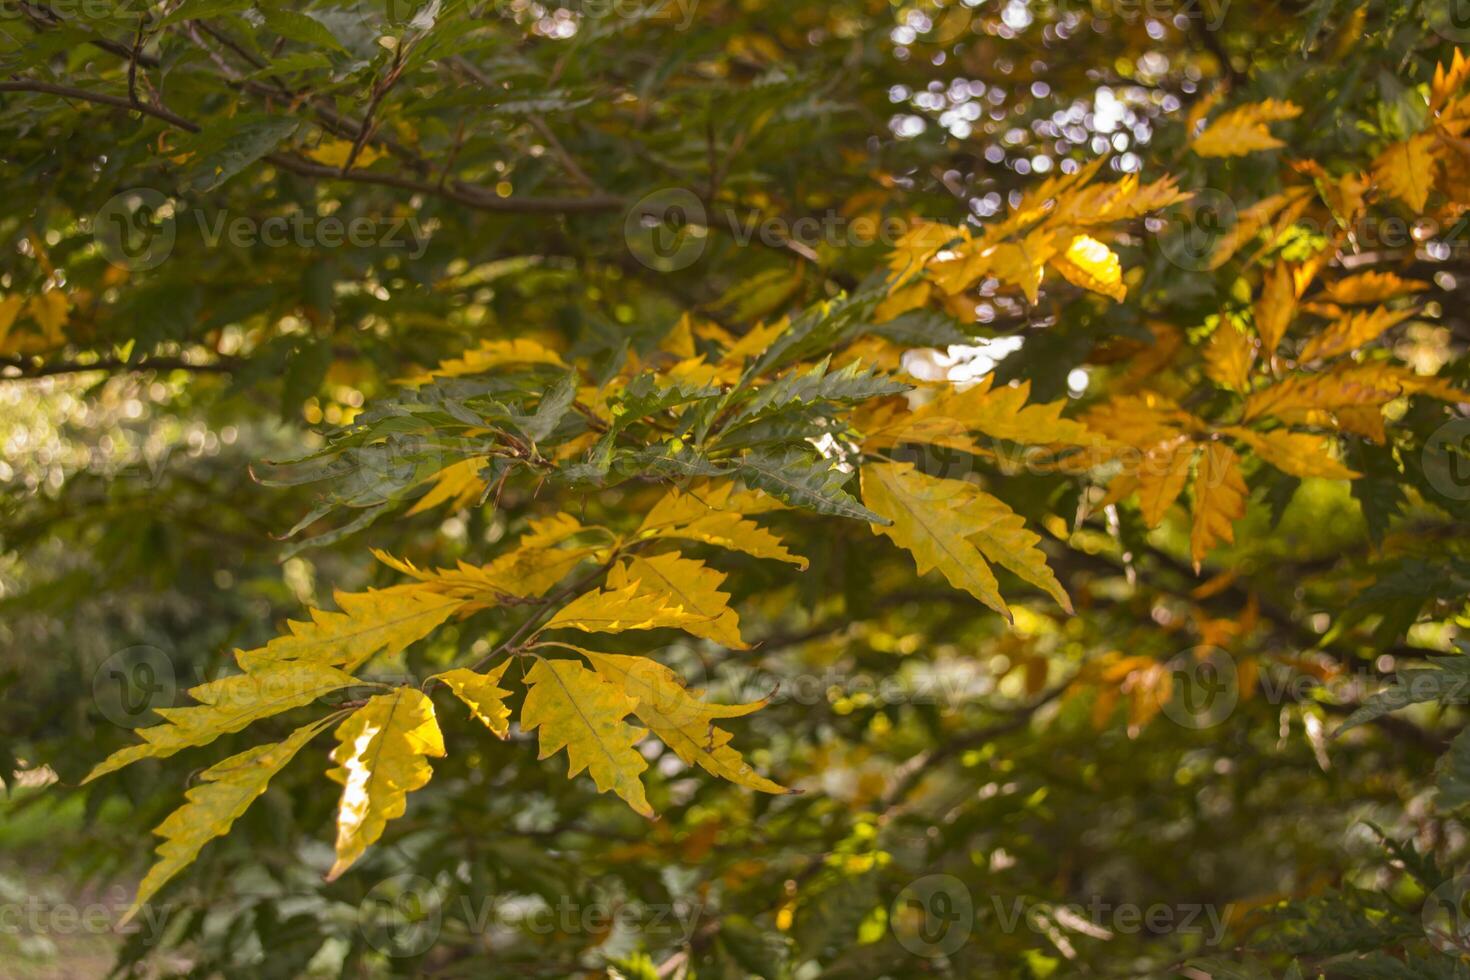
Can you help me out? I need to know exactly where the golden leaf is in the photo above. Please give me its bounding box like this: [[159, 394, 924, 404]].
[[870, 374, 1099, 450], [1299, 306, 1417, 362], [326, 688, 446, 880], [1082, 393, 1199, 452], [1254, 262, 1298, 355], [1137, 436, 1197, 528], [435, 662, 514, 738], [862, 462, 1008, 619], [637, 483, 807, 569], [234, 588, 464, 673], [1335, 404, 1387, 443], [963, 488, 1074, 613], [520, 658, 653, 817], [660, 312, 697, 359], [542, 580, 684, 635], [1372, 134, 1440, 212], [1223, 428, 1359, 479], [927, 238, 995, 295], [0, 294, 23, 351], [1203, 320, 1255, 391], [606, 553, 749, 649], [1191, 99, 1302, 157], [1319, 271, 1429, 306], [874, 280, 932, 321], [861, 462, 1068, 620], [1190, 443, 1248, 571], [581, 651, 790, 795], [28, 290, 69, 342], [306, 138, 384, 169], [888, 221, 967, 282], [989, 227, 1058, 304], [401, 338, 567, 385], [406, 457, 490, 516], [719, 318, 788, 368], [1051, 234, 1127, 301], [124, 718, 330, 924], [1433, 48, 1470, 114], [1207, 188, 1311, 270], [84, 662, 360, 783], [1242, 363, 1411, 422]]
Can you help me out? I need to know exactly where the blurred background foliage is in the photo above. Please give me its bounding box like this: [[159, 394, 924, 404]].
[[1, 0, 1469, 976]]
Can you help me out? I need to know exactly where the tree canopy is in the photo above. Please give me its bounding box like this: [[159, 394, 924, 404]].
[[4, 0, 1470, 976]]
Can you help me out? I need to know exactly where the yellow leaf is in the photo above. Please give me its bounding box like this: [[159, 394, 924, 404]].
[[520, 658, 653, 817], [1191, 99, 1302, 157], [660, 313, 697, 359], [1208, 188, 1311, 270], [326, 688, 445, 880], [718, 318, 788, 368], [1137, 436, 1197, 528], [1190, 443, 1248, 571], [1223, 427, 1359, 479], [927, 237, 995, 295], [888, 221, 967, 282], [435, 662, 514, 738], [581, 651, 790, 795], [1052, 173, 1192, 226], [1319, 271, 1428, 306], [964, 488, 1073, 613], [1051, 234, 1126, 301], [401, 338, 567, 385], [1254, 262, 1297, 355], [541, 580, 675, 635], [1372, 134, 1440, 212], [1082, 394, 1199, 451], [1203, 320, 1255, 391], [637, 483, 807, 569], [305, 138, 384, 169], [0, 294, 23, 351], [1335, 404, 1387, 443], [84, 662, 359, 783], [870, 375, 1099, 451], [482, 544, 601, 598], [374, 515, 599, 604], [861, 461, 1067, 621], [1242, 363, 1410, 422], [989, 227, 1057, 304], [124, 718, 330, 924], [406, 457, 490, 516], [1299, 306, 1416, 362], [874, 280, 931, 321], [1433, 48, 1470, 114], [606, 553, 748, 649], [234, 588, 464, 673], [28, 290, 68, 342], [1186, 88, 1227, 136]]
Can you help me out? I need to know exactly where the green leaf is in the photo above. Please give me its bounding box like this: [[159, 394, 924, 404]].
[[123, 718, 330, 923], [1334, 653, 1470, 735], [737, 449, 884, 523]]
